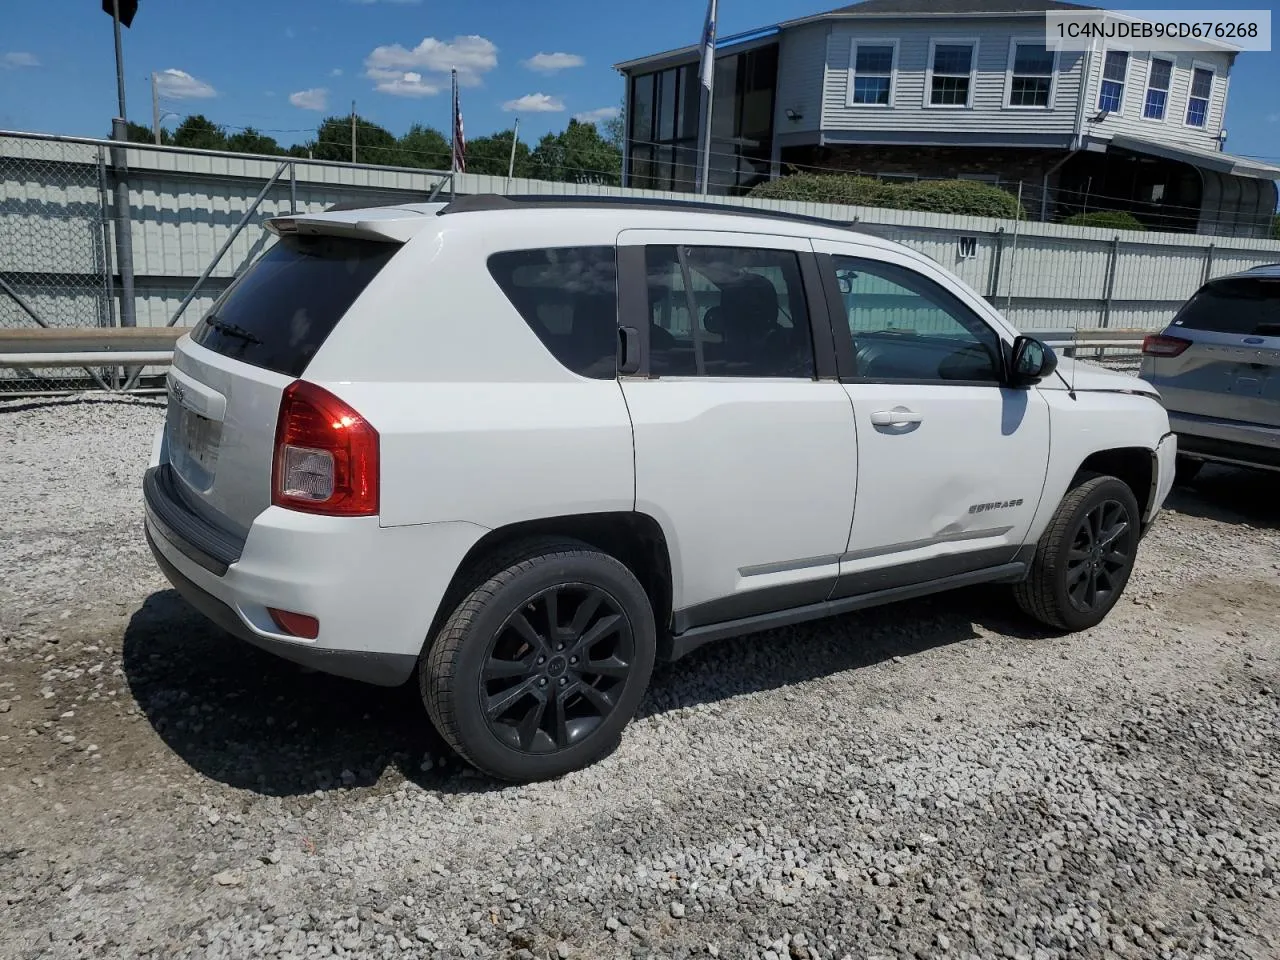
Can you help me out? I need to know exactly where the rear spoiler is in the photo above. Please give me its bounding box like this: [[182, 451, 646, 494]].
[[264, 205, 444, 243]]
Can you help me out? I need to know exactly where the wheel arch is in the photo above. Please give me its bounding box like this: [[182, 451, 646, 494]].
[[424, 511, 676, 659], [1074, 446, 1158, 522]]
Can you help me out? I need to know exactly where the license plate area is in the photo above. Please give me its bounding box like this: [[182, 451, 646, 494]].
[[167, 395, 222, 491]]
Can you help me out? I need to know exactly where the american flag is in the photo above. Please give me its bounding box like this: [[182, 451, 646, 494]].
[[451, 69, 466, 173], [699, 0, 718, 90]]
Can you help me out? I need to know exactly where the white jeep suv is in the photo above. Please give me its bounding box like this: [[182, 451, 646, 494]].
[[144, 194, 1177, 782]]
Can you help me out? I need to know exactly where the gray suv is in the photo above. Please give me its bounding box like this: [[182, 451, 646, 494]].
[[1140, 264, 1280, 482]]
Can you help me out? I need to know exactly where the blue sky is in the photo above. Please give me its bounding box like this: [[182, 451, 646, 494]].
[[0, 0, 1276, 162]]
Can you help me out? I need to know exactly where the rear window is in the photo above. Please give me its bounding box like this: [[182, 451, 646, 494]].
[[190, 233, 399, 377], [1171, 276, 1280, 336], [487, 246, 619, 380]]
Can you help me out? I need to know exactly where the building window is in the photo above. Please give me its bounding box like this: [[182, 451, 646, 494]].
[[1098, 50, 1128, 113], [1143, 58, 1172, 120], [626, 44, 777, 197], [929, 41, 976, 107], [1186, 67, 1212, 127], [1007, 41, 1054, 107], [850, 42, 896, 106]]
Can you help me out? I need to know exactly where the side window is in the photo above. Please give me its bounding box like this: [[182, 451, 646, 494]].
[[833, 256, 1004, 383], [644, 245, 815, 379], [487, 246, 618, 380]]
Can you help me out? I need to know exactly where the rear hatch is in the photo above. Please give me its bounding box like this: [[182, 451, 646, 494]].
[[1146, 274, 1280, 428], [165, 230, 401, 538]]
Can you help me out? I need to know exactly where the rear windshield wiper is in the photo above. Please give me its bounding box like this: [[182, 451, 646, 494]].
[[205, 315, 262, 344]]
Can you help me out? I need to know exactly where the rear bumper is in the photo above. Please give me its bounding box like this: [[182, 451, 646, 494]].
[[142, 464, 490, 687], [1169, 411, 1280, 472]]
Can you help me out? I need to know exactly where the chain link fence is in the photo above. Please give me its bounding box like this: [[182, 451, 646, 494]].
[[4, 130, 1280, 394], [0, 137, 118, 392]]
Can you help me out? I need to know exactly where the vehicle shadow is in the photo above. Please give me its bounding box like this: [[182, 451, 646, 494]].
[[122, 583, 1045, 796], [1166, 464, 1279, 530]]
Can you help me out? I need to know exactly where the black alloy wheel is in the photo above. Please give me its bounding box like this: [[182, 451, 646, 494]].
[[1064, 498, 1133, 614], [1014, 473, 1142, 632], [480, 583, 635, 753], [421, 538, 657, 782]]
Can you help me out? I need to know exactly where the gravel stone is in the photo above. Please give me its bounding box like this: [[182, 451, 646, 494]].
[[2, 394, 1279, 960]]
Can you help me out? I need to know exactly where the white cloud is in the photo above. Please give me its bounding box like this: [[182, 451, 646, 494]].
[[330, 68, 344, 77], [574, 106, 621, 124], [522, 52, 585, 73], [503, 93, 565, 113], [1, 52, 40, 69], [155, 68, 217, 100], [289, 87, 329, 111], [364, 35, 497, 95]]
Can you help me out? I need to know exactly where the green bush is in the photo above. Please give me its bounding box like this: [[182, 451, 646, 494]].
[[748, 172, 1025, 219], [1062, 210, 1147, 232], [1272, 213, 1279, 240]]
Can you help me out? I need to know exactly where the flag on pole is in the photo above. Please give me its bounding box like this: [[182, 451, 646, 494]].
[[699, 0, 718, 90], [451, 68, 466, 173]]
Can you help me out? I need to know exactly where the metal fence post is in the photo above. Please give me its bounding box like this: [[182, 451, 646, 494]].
[[1100, 235, 1120, 329], [988, 228, 1006, 300], [290, 161, 297, 215], [109, 118, 136, 328], [1202, 242, 1216, 285]]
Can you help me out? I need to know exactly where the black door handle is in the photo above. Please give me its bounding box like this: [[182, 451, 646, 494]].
[[618, 326, 641, 375]]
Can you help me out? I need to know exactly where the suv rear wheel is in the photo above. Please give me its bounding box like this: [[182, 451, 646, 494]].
[[1014, 474, 1141, 632], [421, 539, 657, 782]]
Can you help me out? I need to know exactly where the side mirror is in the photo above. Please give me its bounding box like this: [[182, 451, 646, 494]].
[[1009, 335, 1058, 386]]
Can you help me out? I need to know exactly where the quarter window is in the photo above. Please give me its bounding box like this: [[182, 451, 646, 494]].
[[1186, 67, 1212, 126], [851, 43, 895, 105], [930, 42, 975, 106], [1098, 50, 1128, 113], [1008, 42, 1054, 107], [832, 256, 1003, 383], [645, 246, 815, 379], [488, 246, 619, 380], [1143, 58, 1173, 120]]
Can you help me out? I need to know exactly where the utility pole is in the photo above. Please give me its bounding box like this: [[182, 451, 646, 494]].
[[151, 72, 161, 145], [350, 100, 357, 164], [507, 117, 520, 190], [111, 0, 128, 120]]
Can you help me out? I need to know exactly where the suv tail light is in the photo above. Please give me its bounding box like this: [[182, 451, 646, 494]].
[[272, 381, 379, 516], [1142, 334, 1192, 357]]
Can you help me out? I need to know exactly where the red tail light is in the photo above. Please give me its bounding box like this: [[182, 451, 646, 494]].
[[1142, 334, 1191, 357], [272, 381, 379, 516]]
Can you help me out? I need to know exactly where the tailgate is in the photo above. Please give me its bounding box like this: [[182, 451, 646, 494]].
[[1157, 275, 1280, 428], [162, 231, 402, 538]]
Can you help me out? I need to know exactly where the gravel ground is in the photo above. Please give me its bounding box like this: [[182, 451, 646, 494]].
[[1, 394, 1278, 960]]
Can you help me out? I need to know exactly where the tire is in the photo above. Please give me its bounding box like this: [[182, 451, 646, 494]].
[[1014, 474, 1142, 632], [1174, 456, 1203, 486], [421, 538, 657, 782]]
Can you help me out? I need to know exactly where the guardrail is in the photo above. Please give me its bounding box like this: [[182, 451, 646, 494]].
[[0, 326, 1146, 392]]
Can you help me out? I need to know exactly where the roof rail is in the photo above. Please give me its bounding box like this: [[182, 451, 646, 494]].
[[436, 192, 863, 231]]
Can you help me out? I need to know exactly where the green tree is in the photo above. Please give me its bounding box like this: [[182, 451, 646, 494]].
[[602, 99, 626, 151], [119, 120, 170, 145], [397, 123, 451, 169], [463, 128, 531, 178], [226, 127, 282, 156], [172, 115, 227, 151], [310, 114, 400, 165], [528, 119, 621, 185], [1273, 212, 1280, 240]]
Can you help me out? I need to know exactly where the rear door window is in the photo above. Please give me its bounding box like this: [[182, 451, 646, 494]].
[[487, 246, 619, 380], [190, 234, 400, 377], [1171, 277, 1280, 336]]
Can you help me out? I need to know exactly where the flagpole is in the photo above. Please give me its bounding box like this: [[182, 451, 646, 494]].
[[697, 0, 718, 196], [450, 68, 458, 200]]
